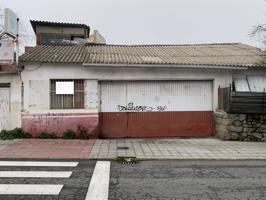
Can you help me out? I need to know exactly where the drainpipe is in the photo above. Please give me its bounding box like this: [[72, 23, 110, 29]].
[[18, 65, 24, 112], [15, 17, 24, 120]]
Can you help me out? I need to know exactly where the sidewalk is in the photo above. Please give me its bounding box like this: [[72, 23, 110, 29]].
[[88, 138, 266, 160], [0, 139, 95, 159], [0, 138, 266, 160]]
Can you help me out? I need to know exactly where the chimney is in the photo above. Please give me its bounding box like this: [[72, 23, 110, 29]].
[[87, 30, 106, 44]]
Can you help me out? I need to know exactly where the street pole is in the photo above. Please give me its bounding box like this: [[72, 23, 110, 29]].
[[16, 17, 19, 66]]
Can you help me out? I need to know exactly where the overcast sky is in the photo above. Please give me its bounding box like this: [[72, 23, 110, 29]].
[[1, 0, 265, 47]]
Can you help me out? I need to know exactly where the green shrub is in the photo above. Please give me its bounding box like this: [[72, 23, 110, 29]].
[[38, 132, 58, 139], [0, 128, 32, 140], [0, 130, 13, 140], [0, 127, 96, 140], [11, 128, 32, 138], [63, 130, 76, 139]]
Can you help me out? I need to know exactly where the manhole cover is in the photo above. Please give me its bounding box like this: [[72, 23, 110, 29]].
[[117, 157, 138, 164], [117, 146, 129, 150]]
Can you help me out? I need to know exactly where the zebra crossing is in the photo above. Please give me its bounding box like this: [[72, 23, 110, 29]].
[[0, 160, 110, 199]]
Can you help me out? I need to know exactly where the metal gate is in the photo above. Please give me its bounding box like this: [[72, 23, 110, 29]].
[[0, 86, 11, 131], [100, 81, 213, 138]]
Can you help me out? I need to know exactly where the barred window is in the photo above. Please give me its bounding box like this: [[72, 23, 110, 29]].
[[50, 80, 84, 109]]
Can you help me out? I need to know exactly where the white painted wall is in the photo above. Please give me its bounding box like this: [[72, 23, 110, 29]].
[[21, 63, 233, 112], [233, 68, 266, 78], [101, 81, 213, 112], [0, 74, 21, 129]]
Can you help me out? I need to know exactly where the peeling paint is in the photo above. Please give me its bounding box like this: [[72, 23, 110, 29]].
[[22, 113, 98, 137], [0, 88, 10, 130], [84, 80, 98, 109]]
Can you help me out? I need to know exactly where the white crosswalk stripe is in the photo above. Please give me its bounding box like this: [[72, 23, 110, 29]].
[[0, 161, 78, 167], [85, 161, 111, 200], [0, 171, 72, 178], [0, 160, 78, 196], [0, 184, 64, 195]]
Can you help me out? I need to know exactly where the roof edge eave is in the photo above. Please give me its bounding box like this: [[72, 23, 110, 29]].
[[19, 61, 83, 65], [82, 63, 249, 70]]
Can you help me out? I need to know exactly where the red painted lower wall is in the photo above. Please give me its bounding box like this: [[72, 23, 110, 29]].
[[22, 111, 213, 138], [100, 111, 214, 138], [22, 113, 98, 137]]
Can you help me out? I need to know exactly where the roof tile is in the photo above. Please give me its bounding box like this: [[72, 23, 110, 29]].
[[19, 43, 266, 67]]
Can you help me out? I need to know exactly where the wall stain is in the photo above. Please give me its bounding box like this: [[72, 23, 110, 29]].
[[27, 113, 64, 134]]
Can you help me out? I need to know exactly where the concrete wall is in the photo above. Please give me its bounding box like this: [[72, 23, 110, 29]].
[[0, 74, 21, 130], [20, 63, 235, 136], [36, 25, 85, 36]]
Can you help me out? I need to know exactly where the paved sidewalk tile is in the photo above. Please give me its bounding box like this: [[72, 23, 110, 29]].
[[0, 140, 20, 151], [87, 138, 266, 160], [1, 138, 266, 160], [0, 139, 96, 159]]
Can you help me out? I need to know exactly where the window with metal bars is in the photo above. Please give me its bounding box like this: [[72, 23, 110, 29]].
[[50, 80, 84, 109]]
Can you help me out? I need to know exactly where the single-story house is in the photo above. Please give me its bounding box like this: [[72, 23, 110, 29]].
[[18, 43, 266, 138]]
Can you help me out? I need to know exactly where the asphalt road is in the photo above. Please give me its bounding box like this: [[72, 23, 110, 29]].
[[110, 160, 266, 200], [0, 160, 265, 200]]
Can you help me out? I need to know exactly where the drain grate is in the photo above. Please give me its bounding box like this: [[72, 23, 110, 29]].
[[117, 157, 138, 165], [117, 146, 129, 150]]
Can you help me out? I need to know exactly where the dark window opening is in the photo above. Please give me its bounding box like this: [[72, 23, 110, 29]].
[[50, 79, 84, 109]]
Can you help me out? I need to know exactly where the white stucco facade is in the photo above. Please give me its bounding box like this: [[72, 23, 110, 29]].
[[3, 62, 265, 136], [21, 63, 235, 113], [0, 74, 21, 130]]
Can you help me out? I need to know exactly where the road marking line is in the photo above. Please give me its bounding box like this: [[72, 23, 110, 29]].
[[85, 161, 110, 200], [0, 184, 63, 195], [0, 161, 78, 167], [0, 171, 72, 178]]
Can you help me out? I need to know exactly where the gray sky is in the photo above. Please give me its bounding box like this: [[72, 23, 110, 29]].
[[1, 0, 266, 47]]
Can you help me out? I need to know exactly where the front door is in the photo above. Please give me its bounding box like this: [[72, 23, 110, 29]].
[[0, 86, 11, 131]]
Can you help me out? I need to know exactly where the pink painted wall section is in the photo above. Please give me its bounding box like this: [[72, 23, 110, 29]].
[[22, 113, 98, 137]]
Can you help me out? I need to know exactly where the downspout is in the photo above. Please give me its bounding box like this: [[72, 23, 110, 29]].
[[18, 65, 24, 113], [16, 18, 24, 125]]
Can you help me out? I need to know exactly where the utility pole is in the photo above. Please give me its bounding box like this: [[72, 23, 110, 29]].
[[16, 17, 19, 66]]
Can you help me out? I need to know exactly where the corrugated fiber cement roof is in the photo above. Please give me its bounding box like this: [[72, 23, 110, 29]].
[[19, 43, 266, 68]]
